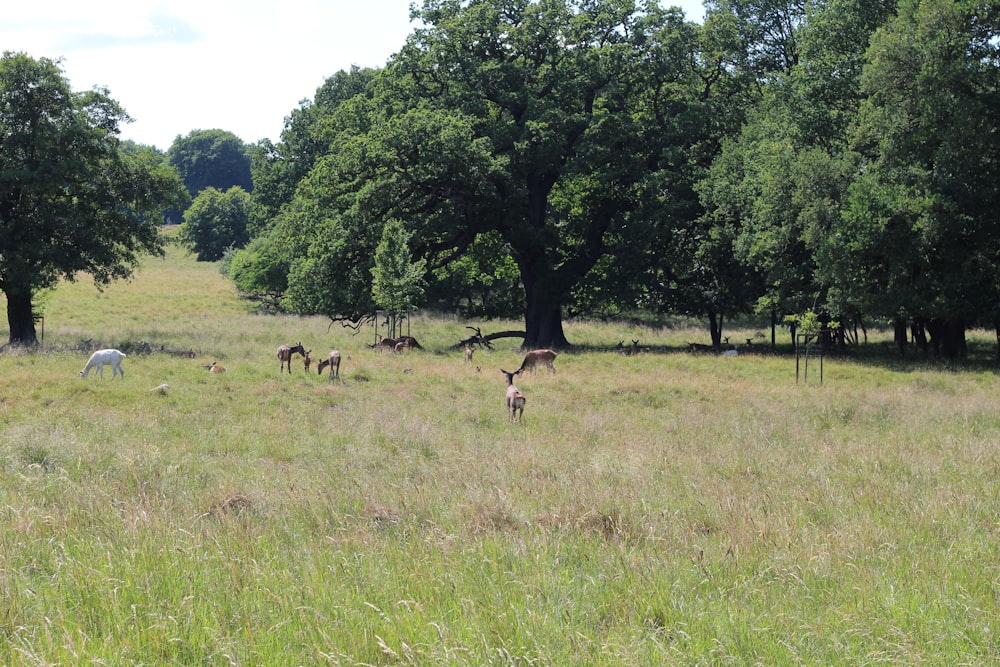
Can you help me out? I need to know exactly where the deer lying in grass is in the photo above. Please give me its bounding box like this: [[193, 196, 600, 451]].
[[501, 368, 526, 423], [277, 342, 306, 374], [209, 362, 226, 374], [317, 350, 341, 382], [80, 349, 127, 380], [518, 349, 558, 374]]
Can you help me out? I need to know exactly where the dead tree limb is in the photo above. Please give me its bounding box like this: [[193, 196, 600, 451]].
[[454, 326, 526, 350]]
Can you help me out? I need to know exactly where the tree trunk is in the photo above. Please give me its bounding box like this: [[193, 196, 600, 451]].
[[708, 311, 723, 348], [6, 287, 38, 345], [929, 317, 965, 359], [894, 318, 908, 355], [521, 273, 569, 350]]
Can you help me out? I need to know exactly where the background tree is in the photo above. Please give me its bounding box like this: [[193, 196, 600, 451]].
[[167, 129, 253, 200], [821, 0, 1000, 357], [251, 66, 379, 229], [179, 186, 252, 261], [698, 0, 897, 343], [0, 52, 188, 344]]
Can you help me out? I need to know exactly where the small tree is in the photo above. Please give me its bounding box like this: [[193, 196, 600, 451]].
[[179, 186, 252, 261], [371, 220, 425, 338]]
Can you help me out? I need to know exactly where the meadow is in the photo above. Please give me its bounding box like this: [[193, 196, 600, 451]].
[[1, 234, 999, 665]]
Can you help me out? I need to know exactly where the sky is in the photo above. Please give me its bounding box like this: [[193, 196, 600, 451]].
[[3, 1, 706, 150]]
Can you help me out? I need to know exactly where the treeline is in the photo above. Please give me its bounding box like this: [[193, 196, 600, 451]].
[[185, 0, 999, 355]]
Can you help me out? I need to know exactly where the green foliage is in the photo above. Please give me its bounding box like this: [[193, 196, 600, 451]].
[[251, 66, 380, 229], [785, 308, 839, 336], [167, 128, 253, 199], [241, 0, 709, 348], [0, 51, 188, 343], [179, 186, 252, 262], [833, 0, 1000, 324], [371, 218, 426, 316]]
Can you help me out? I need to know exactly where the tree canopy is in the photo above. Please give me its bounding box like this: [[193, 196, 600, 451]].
[[235, 0, 707, 348], [179, 186, 252, 262], [226, 0, 999, 357], [167, 129, 253, 200], [0, 52, 188, 344]]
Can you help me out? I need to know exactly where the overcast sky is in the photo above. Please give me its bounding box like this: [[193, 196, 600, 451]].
[[3, 1, 706, 150]]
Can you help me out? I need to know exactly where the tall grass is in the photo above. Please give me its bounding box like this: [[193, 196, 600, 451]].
[[0, 235, 998, 664]]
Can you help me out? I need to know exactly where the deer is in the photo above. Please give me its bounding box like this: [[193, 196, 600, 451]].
[[465, 343, 475, 363], [303, 350, 313, 372], [501, 368, 526, 423], [317, 350, 341, 382], [517, 349, 558, 374], [277, 342, 306, 374], [80, 349, 127, 380], [370, 337, 398, 353], [209, 362, 226, 373]]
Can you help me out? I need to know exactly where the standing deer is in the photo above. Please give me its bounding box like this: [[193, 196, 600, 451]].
[[317, 350, 342, 382], [501, 368, 526, 423], [465, 343, 475, 363], [277, 342, 306, 374], [303, 350, 313, 372], [518, 349, 558, 374]]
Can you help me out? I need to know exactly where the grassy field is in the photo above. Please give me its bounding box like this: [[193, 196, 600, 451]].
[[1, 234, 999, 665]]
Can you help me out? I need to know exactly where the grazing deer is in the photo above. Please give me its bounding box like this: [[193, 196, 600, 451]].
[[317, 350, 341, 382], [277, 342, 306, 374], [518, 349, 557, 374], [501, 368, 527, 423], [80, 349, 127, 380], [397, 335, 422, 349], [370, 337, 398, 353]]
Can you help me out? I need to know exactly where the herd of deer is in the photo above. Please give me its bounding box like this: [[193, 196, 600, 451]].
[[272, 338, 558, 423], [276, 342, 341, 382]]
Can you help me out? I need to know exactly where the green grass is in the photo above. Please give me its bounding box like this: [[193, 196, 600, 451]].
[[1, 236, 999, 664]]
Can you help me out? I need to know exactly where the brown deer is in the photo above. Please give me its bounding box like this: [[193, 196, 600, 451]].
[[465, 343, 475, 363], [517, 349, 558, 374], [501, 368, 527, 423], [370, 337, 398, 352], [317, 350, 342, 382], [277, 342, 306, 374], [303, 350, 313, 372]]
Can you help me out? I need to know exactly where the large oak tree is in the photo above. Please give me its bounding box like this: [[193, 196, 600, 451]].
[[239, 0, 705, 348], [0, 53, 188, 344]]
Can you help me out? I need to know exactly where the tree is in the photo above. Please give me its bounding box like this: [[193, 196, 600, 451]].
[[251, 66, 380, 228], [824, 0, 1000, 356], [179, 186, 252, 261], [167, 129, 253, 199], [371, 219, 426, 337], [698, 0, 897, 342], [261, 0, 705, 349], [0, 52, 188, 344]]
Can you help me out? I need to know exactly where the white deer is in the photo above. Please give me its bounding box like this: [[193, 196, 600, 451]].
[[501, 368, 526, 423], [80, 349, 127, 380]]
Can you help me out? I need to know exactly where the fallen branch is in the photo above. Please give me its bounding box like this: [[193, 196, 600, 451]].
[[454, 326, 526, 350]]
